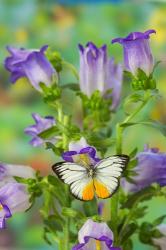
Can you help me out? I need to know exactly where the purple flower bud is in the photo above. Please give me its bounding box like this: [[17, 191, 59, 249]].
[[0, 163, 35, 188], [24, 113, 56, 147], [121, 145, 166, 193], [62, 137, 100, 166], [0, 183, 30, 229], [153, 224, 166, 250], [79, 42, 123, 109], [72, 219, 121, 250], [4, 45, 57, 91], [112, 30, 156, 76]]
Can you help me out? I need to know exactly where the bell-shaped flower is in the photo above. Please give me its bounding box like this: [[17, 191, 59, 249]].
[[4, 45, 57, 91], [153, 224, 166, 250], [112, 30, 156, 77], [121, 145, 166, 193], [0, 183, 30, 229], [78, 42, 123, 109], [0, 163, 35, 188], [62, 137, 100, 167], [24, 113, 56, 147], [72, 219, 121, 250]]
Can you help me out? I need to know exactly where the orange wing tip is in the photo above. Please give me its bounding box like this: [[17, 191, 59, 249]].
[[94, 180, 110, 199], [82, 181, 94, 201]]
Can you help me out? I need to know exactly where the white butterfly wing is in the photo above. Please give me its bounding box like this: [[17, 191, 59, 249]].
[[94, 155, 129, 198], [52, 162, 94, 201]]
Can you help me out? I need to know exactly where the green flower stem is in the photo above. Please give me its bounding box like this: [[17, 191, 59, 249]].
[[62, 60, 79, 80], [56, 102, 70, 250], [111, 90, 151, 246]]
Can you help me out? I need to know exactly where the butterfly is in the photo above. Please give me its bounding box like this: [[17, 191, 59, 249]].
[[52, 154, 129, 201]]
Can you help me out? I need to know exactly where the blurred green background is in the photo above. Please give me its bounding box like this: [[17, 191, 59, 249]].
[[0, 0, 166, 249]]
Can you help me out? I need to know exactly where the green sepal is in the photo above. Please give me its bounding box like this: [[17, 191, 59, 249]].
[[46, 48, 63, 73]]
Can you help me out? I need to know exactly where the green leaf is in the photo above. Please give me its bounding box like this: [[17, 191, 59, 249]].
[[129, 148, 138, 158], [38, 126, 59, 139], [121, 119, 166, 137], [122, 186, 157, 209], [153, 215, 166, 226], [120, 223, 138, 244], [62, 207, 84, 219]]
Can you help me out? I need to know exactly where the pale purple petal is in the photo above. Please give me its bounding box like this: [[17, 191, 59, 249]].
[[72, 219, 121, 250], [105, 58, 123, 110], [24, 113, 56, 147], [69, 137, 89, 152], [78, 219, 114, 243], [79, 42, 122, 109], [0, 163, 35, 180], [121, 145, 166, 192], [0, 204, 12, 229], [112, 30, 156, 76], [0, 183, 30, 214], [62, 138, 100, 165], [4, 45, 57, 91]]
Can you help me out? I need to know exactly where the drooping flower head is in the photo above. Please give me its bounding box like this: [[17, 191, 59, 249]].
[[62, 137, 100, 167], [4, 45, 57, 91], [24, 113, 56, 147], [112, 30, 156, 77], [153, 224, 166, 250], [121, 145, 166, 193], [0, 163, 35, 188], [72, 219, 121, 250], [0, 183, 30, 229], [78, 42, 123, 109]]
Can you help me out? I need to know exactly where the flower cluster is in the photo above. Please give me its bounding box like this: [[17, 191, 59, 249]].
[[1, 28, 166, 250]]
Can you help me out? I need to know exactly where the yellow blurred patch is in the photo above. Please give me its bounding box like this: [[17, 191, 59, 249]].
[[82, 181, 94, 201], [15, 28, 28, 43], [94, 179, 110, 199], [149, 8, 166, 44]]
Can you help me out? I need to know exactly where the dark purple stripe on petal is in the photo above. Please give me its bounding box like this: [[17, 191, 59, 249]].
[[112, 29, 156, 44], [79, 146, 96, 158], [72, 235, 117, 250], [62, 151, 77, 162]]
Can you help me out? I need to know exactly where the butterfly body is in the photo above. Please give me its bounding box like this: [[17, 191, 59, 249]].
[[52, 154, 129, 201]]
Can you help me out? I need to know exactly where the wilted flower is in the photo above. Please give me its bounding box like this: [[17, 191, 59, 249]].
[[112, 30, 156, 76], [4, 45, 57, 91], [62, 137, 100, 166], [0, 163, 35, 188], [24, 113, 56, 147], [78, 42, 123, 109], [153, 224, 166, 250], [0, 183, 30, 229], [121, 145, 166, 193], [72, 219, 121, 250]]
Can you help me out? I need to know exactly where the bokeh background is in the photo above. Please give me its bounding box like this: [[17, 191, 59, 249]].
[[0, 0, 166, 249]]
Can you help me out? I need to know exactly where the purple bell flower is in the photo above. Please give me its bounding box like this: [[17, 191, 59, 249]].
[[4, 45, 57, 91], [79, 42, 123, 109], [24, 113, 56, 147], [153, 224, 166, 250], [112, 30, 156, 77], [62, 137, 100, 167], [0, 163, 35, 188], [121, 145, 166, 193], [0, 183, 30, 229], [72, 219, 121, 250]]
